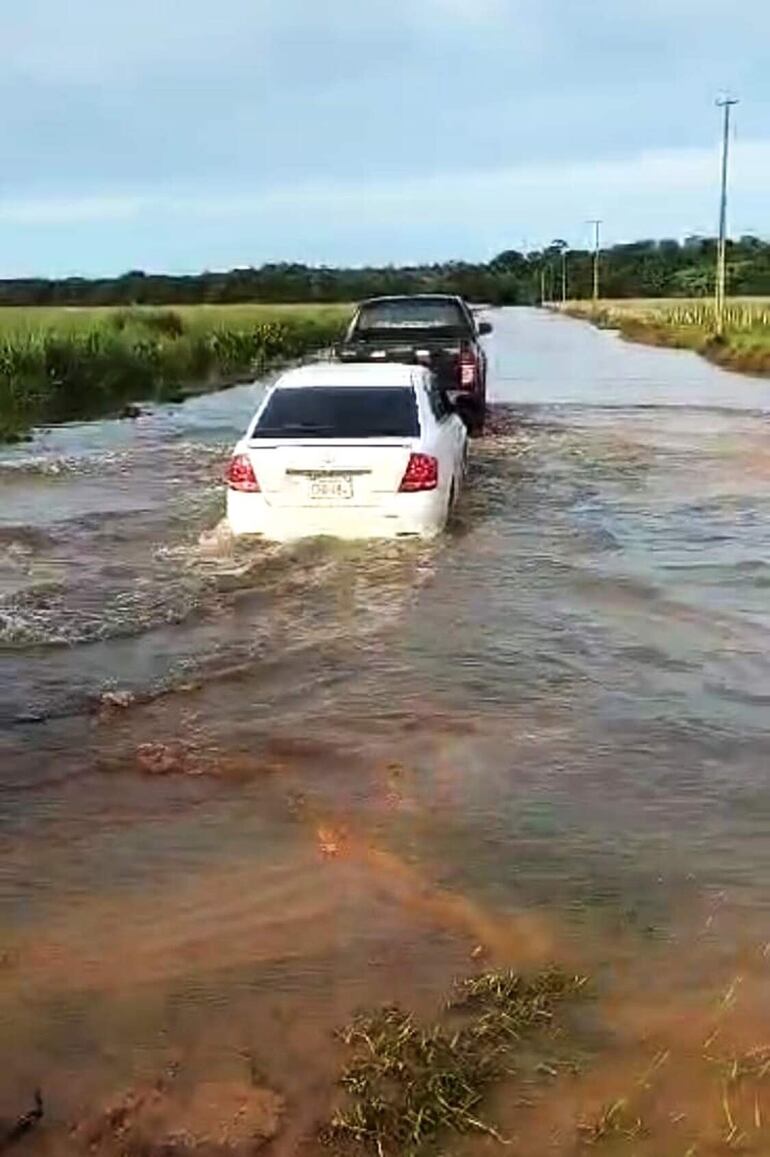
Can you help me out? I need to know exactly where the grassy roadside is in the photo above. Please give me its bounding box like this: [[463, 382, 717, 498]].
[[554, 299, 770, 378], [0, 303, 350, 443]]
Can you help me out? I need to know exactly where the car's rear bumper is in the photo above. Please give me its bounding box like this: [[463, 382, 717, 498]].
[[227, 490, 447, 541]]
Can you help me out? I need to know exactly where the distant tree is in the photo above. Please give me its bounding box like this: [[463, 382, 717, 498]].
[[489, 249, 527, 272], [0, 237, 767, 307]]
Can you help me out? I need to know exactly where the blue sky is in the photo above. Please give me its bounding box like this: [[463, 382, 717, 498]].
[[2, 0, 768, 276]]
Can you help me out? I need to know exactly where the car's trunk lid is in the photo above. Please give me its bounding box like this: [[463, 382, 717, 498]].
[[245, 439, 415, 507]]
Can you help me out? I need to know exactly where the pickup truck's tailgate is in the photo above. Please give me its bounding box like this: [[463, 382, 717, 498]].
[[337, 341, 460, 389]]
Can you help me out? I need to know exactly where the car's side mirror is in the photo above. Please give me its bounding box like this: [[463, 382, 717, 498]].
[[478, 320, 493, 336]]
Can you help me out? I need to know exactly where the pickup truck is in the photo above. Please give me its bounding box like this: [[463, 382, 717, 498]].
[[336, 294, 492, 433]]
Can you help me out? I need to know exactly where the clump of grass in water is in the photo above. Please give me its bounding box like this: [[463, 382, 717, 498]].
[[576, 1048, 671, 1148], [713, 1045, 770, 1085], [577, 1098, 648, 1146], [324, 968, 588, 1156]]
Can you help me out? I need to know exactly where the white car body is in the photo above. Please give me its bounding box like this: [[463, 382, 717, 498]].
[[225, 362, 468, 541]]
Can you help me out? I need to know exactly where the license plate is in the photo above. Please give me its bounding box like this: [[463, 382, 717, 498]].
[[309, 475, 353, 501]]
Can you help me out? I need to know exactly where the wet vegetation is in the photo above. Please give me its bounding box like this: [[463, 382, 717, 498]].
[[560, 297, 770, 377], [324, 968, 588, 1155], [577, 1098, 648, 1146], [0, 304, 348, 441]]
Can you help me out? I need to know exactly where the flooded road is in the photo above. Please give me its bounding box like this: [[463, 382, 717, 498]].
[[2, 308, 770, 1155]]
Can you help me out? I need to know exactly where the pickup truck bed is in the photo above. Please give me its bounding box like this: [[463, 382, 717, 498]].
[[336, 295, 490, 433], [336, 337, 461, 391]]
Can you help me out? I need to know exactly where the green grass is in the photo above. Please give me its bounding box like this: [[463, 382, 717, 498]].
[[0, 302, 351, 335], [556, 298, 770, 377], [323, 968, 588, 1156], [0, 304, 351, 442]]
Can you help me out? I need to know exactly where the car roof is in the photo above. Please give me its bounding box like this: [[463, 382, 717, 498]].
[[272, 362, 427, 389], [356, 294, 464, 307]]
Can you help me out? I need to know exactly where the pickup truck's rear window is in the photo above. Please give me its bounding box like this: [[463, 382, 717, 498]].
[[354, 299, 468, 333], [252, 387, 419, 439]]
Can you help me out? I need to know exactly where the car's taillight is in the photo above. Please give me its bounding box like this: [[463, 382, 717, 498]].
[[399, 453, 438, 492], [459, 347, 477, 388], [226, 453, 260, 492]]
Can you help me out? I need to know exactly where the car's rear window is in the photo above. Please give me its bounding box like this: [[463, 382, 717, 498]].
[[354, 299, 468, 333], [252, 386, 420, 439]]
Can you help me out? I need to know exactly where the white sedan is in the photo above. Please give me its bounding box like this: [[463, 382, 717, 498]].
[[225, 362, 468, 541]]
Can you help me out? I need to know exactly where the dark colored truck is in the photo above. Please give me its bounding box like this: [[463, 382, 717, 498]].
[[336, 294, 492, 432]]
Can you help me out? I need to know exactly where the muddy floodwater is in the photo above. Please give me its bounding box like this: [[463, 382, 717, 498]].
[[1, 308, 770, 1155]]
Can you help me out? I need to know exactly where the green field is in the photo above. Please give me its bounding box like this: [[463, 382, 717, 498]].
[[0, 304, 352, 442], [557, 298, 770, 377], [0, 302, 352, 334]]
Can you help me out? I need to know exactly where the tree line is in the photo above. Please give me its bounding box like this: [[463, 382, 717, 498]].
[[1, 236, 768, 307]]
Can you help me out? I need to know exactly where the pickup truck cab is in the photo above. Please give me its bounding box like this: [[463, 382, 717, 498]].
[[337, 294, 492, 433]]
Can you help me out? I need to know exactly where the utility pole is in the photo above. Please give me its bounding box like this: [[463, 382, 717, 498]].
[[587, 219, 602, 308], [550, 239, 569, 305], [548, 239, 568, 306], [715, 95, 738, 336]]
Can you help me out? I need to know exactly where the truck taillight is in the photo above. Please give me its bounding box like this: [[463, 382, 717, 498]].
[[399, 453, 438, 492], [459, 347, 477, 388], [226, 453, 260, 492]]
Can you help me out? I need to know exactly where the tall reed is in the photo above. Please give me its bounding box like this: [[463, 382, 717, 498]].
[[0, 308, 346, 441]]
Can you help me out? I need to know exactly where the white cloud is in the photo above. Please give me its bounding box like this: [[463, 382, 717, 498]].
[[0, 196, 147, 226], [2, 0, 274, 83], [0, 136, 766, 286], [2, 139, 767, 248]]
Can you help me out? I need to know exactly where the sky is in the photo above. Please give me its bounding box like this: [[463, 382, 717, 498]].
[[2, 0, 768, 276]]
